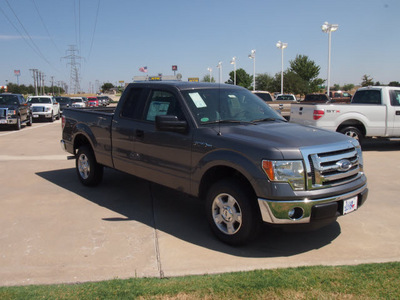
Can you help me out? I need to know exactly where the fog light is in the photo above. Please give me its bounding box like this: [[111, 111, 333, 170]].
[[288, 207, 304, 220]]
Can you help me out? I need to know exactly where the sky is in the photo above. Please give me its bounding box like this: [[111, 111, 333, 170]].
[[1, 0, 399, 93]]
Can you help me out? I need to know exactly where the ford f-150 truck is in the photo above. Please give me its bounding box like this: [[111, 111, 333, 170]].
[[61, 82, 368, 245], [290, 86, 400, 143], [0, 93, 32, 130]]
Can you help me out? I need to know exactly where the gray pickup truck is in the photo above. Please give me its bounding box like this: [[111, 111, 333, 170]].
[[61, 82, 368, 245]]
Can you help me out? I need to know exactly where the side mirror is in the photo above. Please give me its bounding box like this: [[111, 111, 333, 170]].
[[156, 115, 187, 133]]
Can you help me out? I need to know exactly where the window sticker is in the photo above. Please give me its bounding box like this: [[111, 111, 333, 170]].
[[189, 92, 207, 108]]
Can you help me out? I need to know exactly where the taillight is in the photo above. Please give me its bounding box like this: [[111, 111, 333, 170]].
[[62, 115, 66, 130], [313, 109, 325, 120]]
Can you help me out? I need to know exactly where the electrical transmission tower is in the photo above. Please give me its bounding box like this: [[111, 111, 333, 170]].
[[62, 45, 82, 94]]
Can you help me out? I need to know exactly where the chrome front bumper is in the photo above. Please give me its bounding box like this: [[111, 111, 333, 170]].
[[257, 184, 368, 224]]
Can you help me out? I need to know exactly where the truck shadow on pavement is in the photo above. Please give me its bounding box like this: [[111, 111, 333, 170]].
[[361, 139, 400, 151], [36, 167, 341, 258]]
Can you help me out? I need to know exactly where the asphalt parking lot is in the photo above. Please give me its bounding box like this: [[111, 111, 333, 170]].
[[0, 120, 399, 286]]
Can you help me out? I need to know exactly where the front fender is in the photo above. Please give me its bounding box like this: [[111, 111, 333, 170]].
[[192, 149, 269, 198]]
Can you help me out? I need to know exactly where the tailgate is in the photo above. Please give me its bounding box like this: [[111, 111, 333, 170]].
[[290, 103, 320, 126]]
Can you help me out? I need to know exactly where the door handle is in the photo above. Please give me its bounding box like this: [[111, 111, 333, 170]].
[[396, 111, 400, 116]]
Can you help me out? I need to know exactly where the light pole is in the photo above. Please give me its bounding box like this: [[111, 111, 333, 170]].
[[276, 41, 288, 95], [230, 57, 236, 85], [248, 50, 256, 91], [207, 67, 212, 82], [217, 61, 222, 84], [322, 21, 338, 99]]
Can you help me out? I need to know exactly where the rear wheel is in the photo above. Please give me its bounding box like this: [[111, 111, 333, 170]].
[[339, 126, 363, 143], [27, 114, 32, 126], [205, 179, 261, 245], [76, 145, 103, 186]]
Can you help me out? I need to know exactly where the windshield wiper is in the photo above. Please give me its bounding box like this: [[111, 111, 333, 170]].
[[203, 119, 245, 125]]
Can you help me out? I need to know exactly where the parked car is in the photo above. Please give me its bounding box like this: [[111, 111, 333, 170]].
[[329, 91, 352, 103], [71, 97, 86, 108], [27, 95, 60, 122], [290, 86, 400, 143], [56, 96, 72, 114], [0, 93, 32, 130], [302, 93, 330, 103], [61, 82, 367, 245], [87, 96, 99, 107], [253, 91, 298, 119], [97, 96, 111, 106]]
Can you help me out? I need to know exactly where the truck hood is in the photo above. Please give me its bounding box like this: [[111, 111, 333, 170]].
[[219, 121, 351, 160]]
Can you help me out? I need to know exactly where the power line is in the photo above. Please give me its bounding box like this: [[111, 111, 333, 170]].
[[2, 0, 58, 71], [31, 0, 61, 55], [87, 0, 101, 60]]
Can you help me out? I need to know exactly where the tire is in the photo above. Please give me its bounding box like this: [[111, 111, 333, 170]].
[[76, 145, 103, 186], [27, 114, 33, 126], [205, 179, 261, 245], [14, 116, 21, 130], [50, 112, 54, 122], [56, 111, 60, 120], [339, 126, 363, 143]]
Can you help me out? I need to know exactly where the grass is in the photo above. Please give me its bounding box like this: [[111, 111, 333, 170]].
[[0, 262, 399, 299]]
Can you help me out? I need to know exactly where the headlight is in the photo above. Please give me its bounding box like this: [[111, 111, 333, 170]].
[[262, 160, 305, 190], [46, 107, 52, 112], [7, 110, 17, 116], [351, 140, 364, 172]]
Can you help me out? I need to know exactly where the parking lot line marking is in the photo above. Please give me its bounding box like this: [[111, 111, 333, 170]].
[[0, 155, 69, 161], [0, 121, 60, 137]]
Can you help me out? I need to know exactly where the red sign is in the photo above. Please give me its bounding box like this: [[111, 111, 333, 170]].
[[172, 65, 178, 71]]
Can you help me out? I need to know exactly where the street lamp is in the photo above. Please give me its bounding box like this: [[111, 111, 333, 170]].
[[216, 61, 222, 84], [322, 21, 338, 99], [207, 67, 212, 82], [248, 50, 256, 91], [230, 56, 236, 85], [276, 41, 288, 95]]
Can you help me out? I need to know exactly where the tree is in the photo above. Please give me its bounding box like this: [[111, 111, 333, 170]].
[[289, 55, 324, 96], [255, 73, 275, 91], [202, 74, 215, 83], [361, 74, 374, 87], [342, 84, 355, 91], [225, 68, 252, 89], [101, 83, 114, 92], [388, 81, 400, 87]]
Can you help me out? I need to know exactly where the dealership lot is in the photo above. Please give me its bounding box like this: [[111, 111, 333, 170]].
[[0, 121, 399, 286]]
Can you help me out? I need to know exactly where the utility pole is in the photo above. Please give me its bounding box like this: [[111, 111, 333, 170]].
[[30, 69, 39, 95], [62, 45, 82, 94]]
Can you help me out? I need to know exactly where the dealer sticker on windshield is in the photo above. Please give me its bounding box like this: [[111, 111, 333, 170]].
[[343, 196, 358, 215]]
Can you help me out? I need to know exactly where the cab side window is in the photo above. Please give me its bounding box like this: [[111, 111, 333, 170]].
[[120, 88, 145, 119], [390, 90, 400, 106], [144, 90, 184, 122]]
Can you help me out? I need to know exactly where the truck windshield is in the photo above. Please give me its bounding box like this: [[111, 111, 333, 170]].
[[181, 88, 284, 125], [28, 98, 52, 104], [0, 95, 19, 105]]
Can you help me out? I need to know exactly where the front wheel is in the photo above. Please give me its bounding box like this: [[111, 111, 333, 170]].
[[339, 126, 363, 143], [205, 179, 261, 245], [76, 145, 103, 186], [14, 116, 21, 130]]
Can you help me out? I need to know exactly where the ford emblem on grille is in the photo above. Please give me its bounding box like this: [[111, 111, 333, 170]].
[[336, 159, 352, 172]]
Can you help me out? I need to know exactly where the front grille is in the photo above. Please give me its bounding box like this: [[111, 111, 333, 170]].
[[32, 106, 45, 112], [301, 141, 363, 190]]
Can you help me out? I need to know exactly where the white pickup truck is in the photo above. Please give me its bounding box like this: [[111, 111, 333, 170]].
[[290, 86, 400, 142]]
